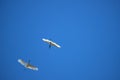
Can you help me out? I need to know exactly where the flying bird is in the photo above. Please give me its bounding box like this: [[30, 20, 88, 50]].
[[42, 38, 61, 48], [18, 59, 38, 71]]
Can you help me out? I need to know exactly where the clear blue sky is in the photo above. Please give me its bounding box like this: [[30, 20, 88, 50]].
[[0, 0, 120, 80]]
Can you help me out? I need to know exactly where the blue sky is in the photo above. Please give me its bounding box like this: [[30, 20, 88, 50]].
[[0, 0, 120, 80]]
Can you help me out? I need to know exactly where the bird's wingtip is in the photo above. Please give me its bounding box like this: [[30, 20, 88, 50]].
[[42, 38, 46, 41], [35, 68, 38, 71], [58, 46, 61, 48], [18, 59, 21, 62]]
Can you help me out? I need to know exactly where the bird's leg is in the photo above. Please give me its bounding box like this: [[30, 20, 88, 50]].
[[49, 42, 52, 48]]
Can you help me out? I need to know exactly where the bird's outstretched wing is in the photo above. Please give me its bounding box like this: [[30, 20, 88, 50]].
[[26, 64, 38, 71], [18, 59, 27, 66], [42, 38, 61, 48], [50, 41, 61, 48], [18, 59, 38, 71]]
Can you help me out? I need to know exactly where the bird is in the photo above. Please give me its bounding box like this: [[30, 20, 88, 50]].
[[18, 59, 38, 71], [42, 38, 61, 48]]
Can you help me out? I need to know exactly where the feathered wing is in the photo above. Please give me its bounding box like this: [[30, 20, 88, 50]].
[[50, 41, 61, 48], [42, 38, 61, 48], [18, 59, 27, 67], [27, 64, 38, 71], [42, 38, 51, 44]]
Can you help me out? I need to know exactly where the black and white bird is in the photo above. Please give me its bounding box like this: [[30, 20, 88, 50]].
[[42, 38, 61, 48], [18, 59, 38, 71]]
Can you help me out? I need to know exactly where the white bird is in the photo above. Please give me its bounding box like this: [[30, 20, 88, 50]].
[[42, 38, 61, 48], [18, 59, 38, 71]]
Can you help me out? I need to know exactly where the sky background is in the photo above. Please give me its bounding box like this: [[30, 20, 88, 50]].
[[0, 0, 120, 80]]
